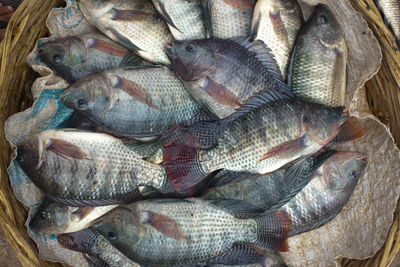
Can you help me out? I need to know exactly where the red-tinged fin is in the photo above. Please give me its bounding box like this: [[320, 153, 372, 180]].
[[330, 116, 366, 144], [163, 142, 209, 192], [111, 9, 154, 21], [201, 78, 242, 108], [142, 211, 191, 241], [87, 38, 127, 57], [46, 138, 91, 160], [58, 227, 99, 253], [269, 11, 290, 48], [111, 75, 160, 110], [223, 0, 255, 10], [254, 211, 292, 252], [258, 136, 307, 164]]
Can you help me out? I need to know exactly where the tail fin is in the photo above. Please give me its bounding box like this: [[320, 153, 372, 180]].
[[330, 116, 366, 145], [163, 142, 209, 192], [254, 211, 292, 252], [58, 227, 99, 253]]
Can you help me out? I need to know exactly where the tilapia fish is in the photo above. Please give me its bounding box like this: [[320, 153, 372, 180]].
[[376, 0, 400, 44], [152, 0, 207, 40], [251, 0, 303, 80], [61, 66, 202, 140], [37, 32, 141, 84], [59, 227, 140, 267], [277, 151, 367, 236], [167, 38, 289, 119], [203, 151, 335, 211], [289, 4, 348, 107], [16, 129, 167, 206], [201, 0, 255, 38], [164, 93, 347, 192], [92, 198, 292, 266], [29, 199, 118, 234], [77, 0, 174, 64]]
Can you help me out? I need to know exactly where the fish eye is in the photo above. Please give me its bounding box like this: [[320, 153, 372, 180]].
[[186, 42, 196, 53], [319, 14, 328, 25], [39, 211, 47, 220], [349, 170, 358, 180], [77, 99, 88, 109], [108, 231, 117, 239], [52, 54, 63, 63], [322, 107, 330, 116]]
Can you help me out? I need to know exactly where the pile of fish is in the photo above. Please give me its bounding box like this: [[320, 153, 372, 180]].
[[16, 0, 369, 266]]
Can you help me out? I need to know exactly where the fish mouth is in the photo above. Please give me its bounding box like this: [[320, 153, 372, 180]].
[[165, 45, 177, 64]]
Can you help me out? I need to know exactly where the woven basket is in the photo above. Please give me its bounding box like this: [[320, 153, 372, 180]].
[[0, 0, 399, 266]]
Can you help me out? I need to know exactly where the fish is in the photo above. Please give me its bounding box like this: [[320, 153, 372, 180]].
[[28, 199, 118, 234], [201, 0, 255, 38], [76, 0, 174, 65], [203, 151, 336, 211], [277, 151, 367, 236], [37, 32, 142, 84], [251, 0, 303, 80], [61, 66, 203, 140], [92, 198, 292, 266], [163, 91, 348, 192], [152, 0, 207, 40], [288, 4, 348, 107], [15, 129, 168, 206], [166, 37, 290, 119], [376, 0, 400, 45], [59, 227, 140, 267]]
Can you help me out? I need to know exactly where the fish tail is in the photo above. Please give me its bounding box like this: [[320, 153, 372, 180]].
[[163, 142, 209, 192], [254, 211, 292, 252], [58, 227, 98, 253]]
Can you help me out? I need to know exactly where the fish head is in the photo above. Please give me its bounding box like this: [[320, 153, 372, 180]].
[[166, 40, 216, 81], [302, 103, 347, 145], [29, 201, 71, 234], [322, 151, 367, 192], [38, 37, 87, 83], [93, 207, 141, 252], [307, 4, 343, 48], [76, 0, 116, 17], [61, 74, 112, 114]]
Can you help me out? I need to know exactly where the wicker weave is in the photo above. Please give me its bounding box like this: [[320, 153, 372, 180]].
[[0, 0, 398, 266]]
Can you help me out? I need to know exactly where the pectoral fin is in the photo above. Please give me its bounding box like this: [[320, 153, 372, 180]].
[[141, 211, 190, 241]]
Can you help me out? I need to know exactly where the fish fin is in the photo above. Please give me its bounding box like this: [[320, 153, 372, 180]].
[[230, 37, 290, 94], [111, 75, 160, 110], [119, 51, 143, 67], [207, 170, 252, 188], [46, 138, 91, 160], [224, 0, 255, 10], [286, 44, 296, 88], [156, 1, 182, 33], [110, 29, 144, 52], [71, 207, 95, 222], [329, 116, 366, 145], [142, 211, 190, 241], [254, 211, 292, 252], [204, 243, 266, 265], [201, 0, 214, 38], [258, 136, 307, 164], [83, 254, 109, 267], [210, 199, 264, 219], [201, 77, 242, 108], [86, 37, 127, 57], [48, 189, 143, 207], [163, 142, 209, 192], [58, 227, 99, 253], [111, 9, 154, 21]]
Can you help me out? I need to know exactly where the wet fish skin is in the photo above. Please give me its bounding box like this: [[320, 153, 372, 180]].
[[376, 0, 400, 44], [93, 198, 292, 266], [61, 66, 202, 140], [201, 0, 255, 38], [152, 0, 207, 40], [37, 33, 140, 84], [77, 0, 174, 64], [28, 199, 118, 234], [164, 95, 347, 192], [251, 0, 303, 80], [289, 4, 348, 107], [59, 227, 140, 267], [167, 38, 289, 119], [279, 151, 367, 236], [15, 129, 167, 206]]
